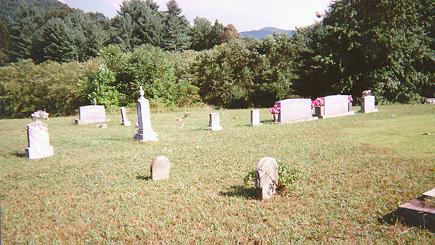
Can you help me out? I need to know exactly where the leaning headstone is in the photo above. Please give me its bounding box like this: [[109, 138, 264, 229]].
[[255, 157, 279, 200], [134, 86, 158, 142], [208, 112, 223, 131], [25, 121, 54, 159], [320, 95, 355, 119], [276, 99, 317, 124], [250, 109, 261, 126], [361, 94, 378, 113], [120, 107, 132, 126], [151, 156, 171, 180], [397, 189, 435, 232], [31, 110, 49, 121], [75, 105, 107, 124]]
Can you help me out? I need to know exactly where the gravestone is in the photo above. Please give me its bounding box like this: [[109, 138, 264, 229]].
[[25, 121, 54, 159], [75, 105, 107, 124], [255, 157, 279, 200], [120, 107, 132, 126], [251, 109, 261, 126], [276, 99, 317, 124], [320, 95, 355, 119], [426, 98, 435, 104], [208, 112, 223, 131], [134, 86, 158, 142], [397, 189, 434, 232], [151, 156, 171, 180], [361, 95, 378, 113], [31, 110, 49, 121]]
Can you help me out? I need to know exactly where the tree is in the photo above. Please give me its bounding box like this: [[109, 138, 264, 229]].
[[209, 20, 225, 47], [223, 24, 240, 42], [162, 0, 191, 51], [190, 17, 213, 51], [0, 20, 9, 64]]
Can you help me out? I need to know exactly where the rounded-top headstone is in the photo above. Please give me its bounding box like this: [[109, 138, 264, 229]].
[[255, 157, 279, 200], [151, 156, 170, 180]]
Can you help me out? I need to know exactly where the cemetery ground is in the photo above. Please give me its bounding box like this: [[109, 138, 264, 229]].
[[0, 104, 434, 243]]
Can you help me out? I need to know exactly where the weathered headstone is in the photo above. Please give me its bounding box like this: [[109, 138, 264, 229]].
[[25, 121, 54, 159], [151, 156, 171, 180], [120, 107, 132, 126], [75, 105, 107, 124], [134, 86, 158, 142], [255, 157, 279, 200], [320, 95, 355, 119], [361, 95, 378, 113], [208, 112, 223, 131], [276, 99, 317, 124], [397, 189, 435, 232], [426, 98, 435, 104], [31, 110, 49, 121], [251, 109, 261, 126]]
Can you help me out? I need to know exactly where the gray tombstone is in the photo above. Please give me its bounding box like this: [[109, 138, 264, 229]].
[[31, 110, 49, 121], [255, 157, 279, 200], [25, 121, 54, 159], [120, 107, 132, 126], [276, 98, 317, 124], [151, 156, 171, 180], [426, 98, 435, 104], [361, 95, 378, 113], [251, 109, 261, 126], [320, 95, 355, 119], [208, 112, 223, 131], [75, 105, 107, 124], [134, 86, 158, 142]]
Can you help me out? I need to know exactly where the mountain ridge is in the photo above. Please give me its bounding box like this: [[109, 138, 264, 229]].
[[240, 27, 294, 39]]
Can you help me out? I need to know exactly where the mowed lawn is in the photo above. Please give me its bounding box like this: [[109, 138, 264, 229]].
[[0, 104, 434, 243]]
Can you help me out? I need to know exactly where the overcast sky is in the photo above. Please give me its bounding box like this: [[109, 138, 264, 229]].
[[59, 0, 333, 32]]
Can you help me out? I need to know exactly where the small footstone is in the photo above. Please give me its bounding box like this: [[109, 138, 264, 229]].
[[151, 156, 170, 180], [255, 157, 279, 200]]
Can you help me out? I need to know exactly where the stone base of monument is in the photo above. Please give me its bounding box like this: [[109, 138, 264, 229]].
[[122, 120, 132, 126], [397, 189, 434, 232], [279, 117, 318, 124], [319, 111, 355, 119], [361, 108, 379, 114], [208, 126, 223, 131], [75, 118, 108, 125], [134, 132, 159, 142], [25, 146, 54, 160]]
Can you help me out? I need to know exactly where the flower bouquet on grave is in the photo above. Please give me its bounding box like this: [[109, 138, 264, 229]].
[[348, 95, 353, 112], [269, 104, 280, 123], [311, 97, 325, 117]]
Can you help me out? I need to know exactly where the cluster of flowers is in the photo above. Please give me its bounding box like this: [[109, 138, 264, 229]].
[[269, 104, 280, 115], [348, 95, 353, 102], [311, 97, 325, 108]]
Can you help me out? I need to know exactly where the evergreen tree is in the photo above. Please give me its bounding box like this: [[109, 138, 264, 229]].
[[190, 17, 213, 51], [0, 20, 9, 64], [162, 0, 191, 51], [209, 20, 225, 47]]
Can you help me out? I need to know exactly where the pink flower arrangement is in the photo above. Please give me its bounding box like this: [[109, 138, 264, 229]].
[[269, 104, 280, 115], [311, 97, 325, 108], [348, 95, 353, 102]]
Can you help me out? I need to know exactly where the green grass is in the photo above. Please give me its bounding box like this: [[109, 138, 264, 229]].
[[1, 104, 434, 243]]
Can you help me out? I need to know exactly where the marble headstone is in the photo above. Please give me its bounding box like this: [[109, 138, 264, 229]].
[[276, 99, 317, 124], [361, 95, 378, 113], [25, 121, 54, 159], [208, 112, 223, 131], [255, 157, 279, 200], [251, 109, 261, 126], [120, 107, 132, 126], [31, 110, 49, 121], [321, 95, 355, 119], [75, 105, 107, 124], [134, 87, 158, 142], [151, 156, 171, 180]]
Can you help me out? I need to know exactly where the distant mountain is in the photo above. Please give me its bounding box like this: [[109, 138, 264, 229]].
[[241, 27, 294, 39]]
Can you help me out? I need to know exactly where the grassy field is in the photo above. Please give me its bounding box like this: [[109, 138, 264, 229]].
[[1, 104, 434, 243]]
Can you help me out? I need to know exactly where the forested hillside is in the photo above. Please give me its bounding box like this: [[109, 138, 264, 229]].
[[0, 0, 433, 118]]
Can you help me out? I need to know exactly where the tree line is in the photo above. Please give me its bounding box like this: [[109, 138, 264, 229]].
[[0, 0, 433, 118]]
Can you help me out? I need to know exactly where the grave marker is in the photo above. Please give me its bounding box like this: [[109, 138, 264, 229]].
[[25, 121, 54, 159], [276, 99, 317, 124], [134, 87, 158, 142]]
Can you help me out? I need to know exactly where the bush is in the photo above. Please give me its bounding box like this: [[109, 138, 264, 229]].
[[0, 59, 99, 118]]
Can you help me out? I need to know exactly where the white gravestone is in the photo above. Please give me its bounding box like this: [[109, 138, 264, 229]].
[[120, 107, 132, 126], [251, 109, 261, 126], [75, 105, 107, 124], [320, 95, 355, 119], [134, 87, 158, 142], [25, 121, 54, 159], [256, 157, 279, 200], [208, 112, 223, 131], [361, 95, 378, 113], [31, 110, 49, 121], [276, 99, 317, 124], [151, 156, 171, 180]]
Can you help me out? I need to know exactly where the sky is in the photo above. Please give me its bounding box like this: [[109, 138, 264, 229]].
[[59, 0, 333, 32]]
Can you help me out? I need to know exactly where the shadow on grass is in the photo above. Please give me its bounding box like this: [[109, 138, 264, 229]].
[[379, 210, 398, 225], [260, 119, 276, 125], [136, 175, 151, 181], [11, 151, 26, 158], [219, 185, 258, 200]]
